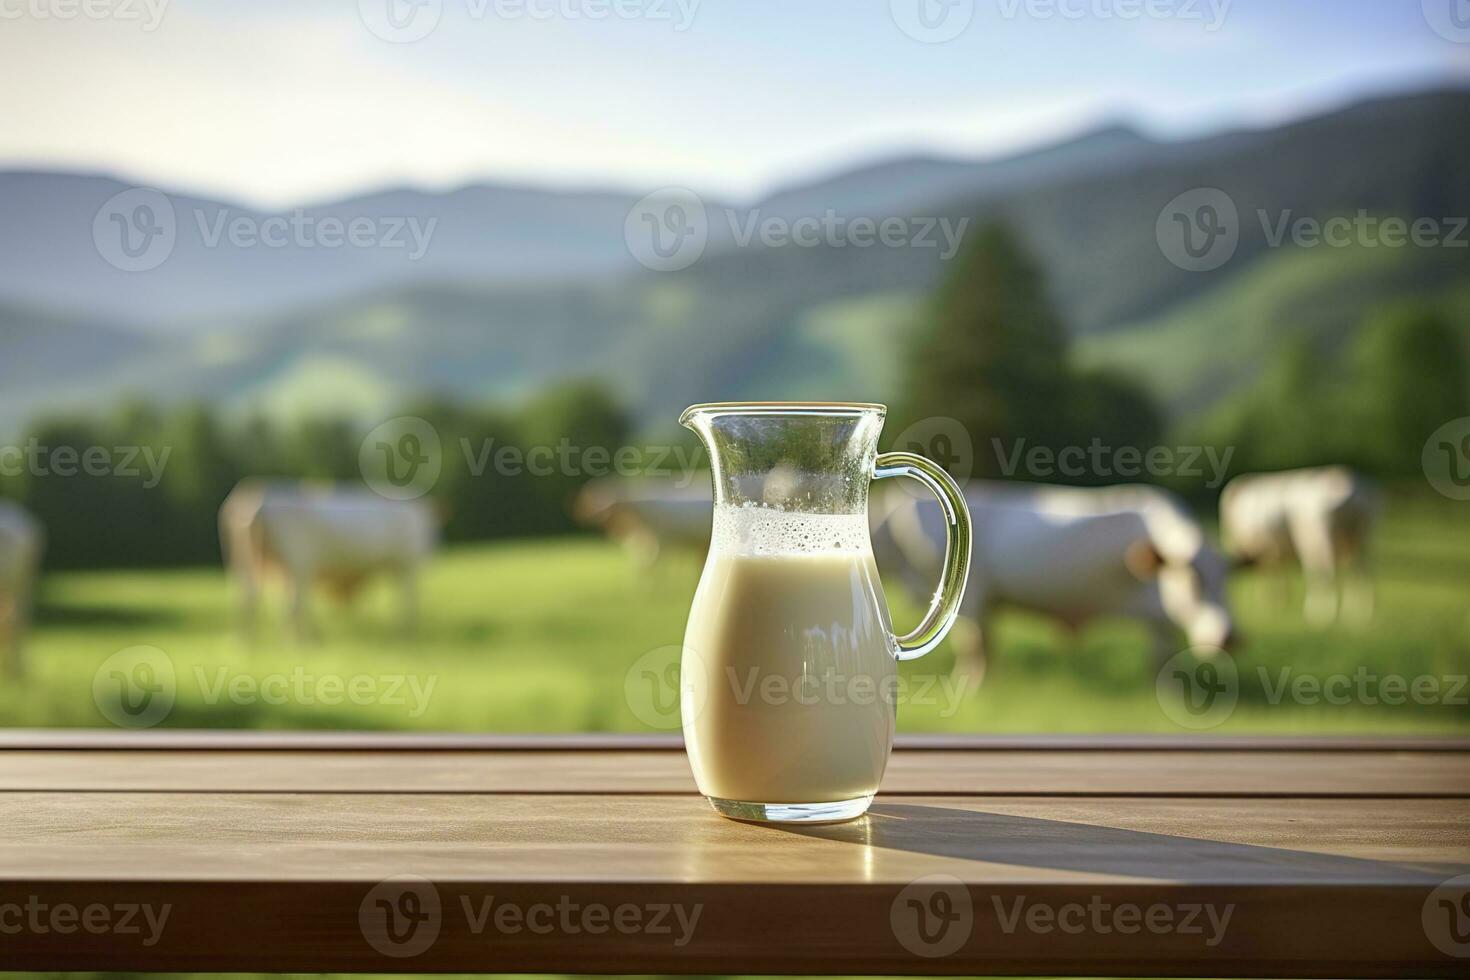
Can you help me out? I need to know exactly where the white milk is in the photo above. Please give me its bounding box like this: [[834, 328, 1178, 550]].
[[681, 506, 898, 804]]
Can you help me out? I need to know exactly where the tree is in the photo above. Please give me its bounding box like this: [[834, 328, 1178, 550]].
[[901, 221, 1159, 481], [1349, 304, 1469, 475]]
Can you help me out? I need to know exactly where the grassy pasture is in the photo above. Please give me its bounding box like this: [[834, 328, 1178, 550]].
[[4, 490, 1466, 735]]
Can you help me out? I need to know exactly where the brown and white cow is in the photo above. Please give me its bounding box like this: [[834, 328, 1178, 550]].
[[1220, 466, 1379, 626], [573, 477, 712, 567], [0, 500, 42, 678], [219, 481, 438, 641], [871, 481, 1236, 682]]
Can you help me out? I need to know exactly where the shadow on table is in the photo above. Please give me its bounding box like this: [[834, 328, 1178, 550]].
[[775, 802, 1469, 882]]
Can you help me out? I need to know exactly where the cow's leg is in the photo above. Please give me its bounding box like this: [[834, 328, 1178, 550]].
[[1340, 531, 1375, 626], [1149, 622, 1180, 673], [1291, 515, 1338, 627], [0, 594, 18, 680], [289, 567, 316, 643], [9, 577, 33, 679], [399, 567, 419, 637], [947, 614, 988, 689]]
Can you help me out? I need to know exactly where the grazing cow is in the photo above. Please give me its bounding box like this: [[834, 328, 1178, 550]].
[[1220, 466, 1379, 626], [871, 481, 1235, 681], [0, 500, 42, 678], [219, 481, 438, 641], [573, 478, 711, 567]]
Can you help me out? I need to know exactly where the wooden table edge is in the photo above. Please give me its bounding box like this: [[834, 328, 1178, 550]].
[[2, 730, 1468, 752]]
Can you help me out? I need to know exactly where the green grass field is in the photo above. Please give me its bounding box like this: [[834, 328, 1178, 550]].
[[5, 489, 1467, 735]]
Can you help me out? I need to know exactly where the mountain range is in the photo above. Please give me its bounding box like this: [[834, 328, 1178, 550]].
[[2, 85, 1467, 433]]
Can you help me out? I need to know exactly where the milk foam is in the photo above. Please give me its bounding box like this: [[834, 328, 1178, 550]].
[[711, 503, 870, 556]]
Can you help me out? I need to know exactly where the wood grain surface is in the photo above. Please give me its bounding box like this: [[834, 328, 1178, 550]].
[[0, 732, 1465, 976]]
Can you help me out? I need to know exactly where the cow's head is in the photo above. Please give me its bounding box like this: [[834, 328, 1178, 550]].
[[1127, 537, 1238, 651]]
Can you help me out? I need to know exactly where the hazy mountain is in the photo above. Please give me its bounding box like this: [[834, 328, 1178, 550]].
[[0, 173, 699, 328], [0, 114, 1263, 328], [4, 86, 1468, 431]]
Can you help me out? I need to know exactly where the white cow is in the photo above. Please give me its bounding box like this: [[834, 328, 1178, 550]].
[[1220, 466, 1379, 626], [0, 500, 42, 678], [871, 481, 1236, 681], [219, 481, 438, 641], [573, 478, 711, 567]]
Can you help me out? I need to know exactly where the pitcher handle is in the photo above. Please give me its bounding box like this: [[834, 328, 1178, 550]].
[[872, 452, 972, 661]]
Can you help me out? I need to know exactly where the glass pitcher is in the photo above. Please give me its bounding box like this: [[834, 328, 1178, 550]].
[[679, 402, 970, 823]]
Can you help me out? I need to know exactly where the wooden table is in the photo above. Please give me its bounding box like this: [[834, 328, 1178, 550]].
[[1, 731, 1467, 977]]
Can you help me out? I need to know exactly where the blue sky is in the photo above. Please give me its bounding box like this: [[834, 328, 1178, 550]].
[[3, 0, 1467, 206]]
